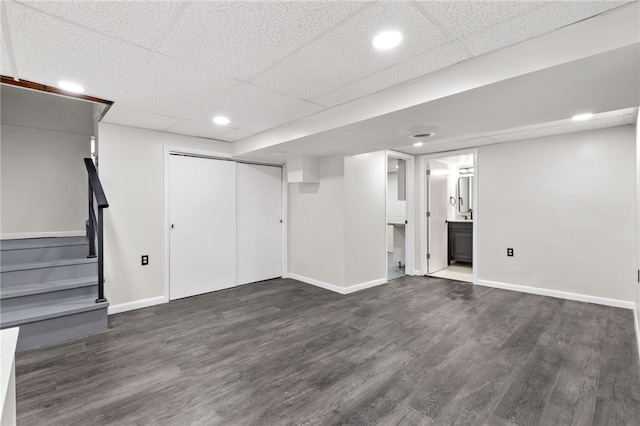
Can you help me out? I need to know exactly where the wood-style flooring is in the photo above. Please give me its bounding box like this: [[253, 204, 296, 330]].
[[15, 276, 640, 425]]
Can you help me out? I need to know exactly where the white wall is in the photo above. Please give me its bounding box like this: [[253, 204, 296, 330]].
[[98, 123, 232, 306], [288, 151, 387, 290], [1, 87, 93, 237], [288, 155, 345, 287], [478, 126, 636, 304], [345, 151, 386, 286], [635, 121, 639, 347]]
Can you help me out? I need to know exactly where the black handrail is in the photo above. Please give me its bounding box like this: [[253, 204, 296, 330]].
[[84, 158, 108, 304], [84, 159, 109, 208]]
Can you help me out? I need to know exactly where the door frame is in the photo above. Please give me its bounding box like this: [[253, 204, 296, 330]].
[[163, 146, 286, 303], [386, 150, 415, 277], [418, 148, 478, 283], [281, 163, 289, 279]]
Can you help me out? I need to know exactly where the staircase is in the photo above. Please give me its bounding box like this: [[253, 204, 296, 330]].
[[0, 237, 108, 351]]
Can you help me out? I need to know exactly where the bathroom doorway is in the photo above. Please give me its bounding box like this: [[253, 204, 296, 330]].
[[386, 151, 415, 281], [420, 150, 477, 283]]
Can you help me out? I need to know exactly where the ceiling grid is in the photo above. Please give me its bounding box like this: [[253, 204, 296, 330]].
[[0, 0, 637, 153]]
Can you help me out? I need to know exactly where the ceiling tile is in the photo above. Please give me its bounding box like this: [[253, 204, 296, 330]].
[[6, 2, 148, 100], [158, 1, 364, 80], [242, 101, 325, 134], [17, 0, 183, 49], [418, 1, 543, 39], [218, 128, 255, 143], [314, 42, 470, 108], [165, 119, 230, 140], [102, 106, 178, 131], [1, 34, 14, 77], [251, 1, 452, 100], [117, 54, 241, 119], [462, 1, 629, 56], [187, 83, 301, 128]]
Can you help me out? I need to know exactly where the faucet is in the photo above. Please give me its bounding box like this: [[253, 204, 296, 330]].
[[469, 208, 473, 220]]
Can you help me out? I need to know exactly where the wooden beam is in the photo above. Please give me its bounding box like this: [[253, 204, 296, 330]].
[[0, 75, 113, 105]]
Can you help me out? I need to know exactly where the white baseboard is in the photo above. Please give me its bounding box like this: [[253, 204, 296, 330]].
[[108, 296, 165, 315], [289, 273, 387, 295], [413, 270, 424, 276], [475, 279, 635, 310], [1, 230, 85, 240], [289, 273, 346, 294], [343, 277, 387, 294]]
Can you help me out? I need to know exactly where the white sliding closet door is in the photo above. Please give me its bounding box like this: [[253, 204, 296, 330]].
[[236, 163, 282, 285], [169, 155, 236, 300]]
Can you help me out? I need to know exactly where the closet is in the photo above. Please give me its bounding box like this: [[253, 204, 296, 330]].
[[169, 154, 282, 300]]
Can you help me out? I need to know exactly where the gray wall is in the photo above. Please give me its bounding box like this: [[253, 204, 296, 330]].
[[478, 125, 636, 304], [636, 121, 640, 347], [288, 151, 387, 289], [344, 151, 386, 286], [288, 155, 346, 287], [1, 87, 93, 237]]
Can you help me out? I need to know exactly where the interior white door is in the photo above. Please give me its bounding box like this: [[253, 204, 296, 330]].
[[428, 160, 448, 273], [236, 163, 282, 285], [169, 155, 236, 300]]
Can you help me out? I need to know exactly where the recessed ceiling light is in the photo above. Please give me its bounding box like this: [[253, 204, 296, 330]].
[[57, 81, 85, 94], [413, 142, 424, 147], [213, 116, 230, 125], [571, 113, 594, 121], [372, 30, 403, 50]]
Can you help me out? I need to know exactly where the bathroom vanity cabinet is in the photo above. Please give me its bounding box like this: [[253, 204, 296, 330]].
[[448, 221, 472, 264]]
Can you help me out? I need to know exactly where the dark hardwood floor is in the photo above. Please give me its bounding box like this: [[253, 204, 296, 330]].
[[15, 276, 640, 425]]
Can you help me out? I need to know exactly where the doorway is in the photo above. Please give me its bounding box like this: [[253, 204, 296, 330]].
[[421, 151, 477, 283], [386, 151, 415, 281]]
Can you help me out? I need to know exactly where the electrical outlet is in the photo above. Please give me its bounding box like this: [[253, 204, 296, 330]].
[[507, 248, 514, 257], [141, 255, 149, 266]]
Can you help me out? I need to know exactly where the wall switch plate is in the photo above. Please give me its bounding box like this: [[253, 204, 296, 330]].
[[141, 255, 149, 265], [507, 248, 514, 257]]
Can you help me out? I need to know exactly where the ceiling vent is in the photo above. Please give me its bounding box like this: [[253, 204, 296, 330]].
[[410, 132, 435, 139]]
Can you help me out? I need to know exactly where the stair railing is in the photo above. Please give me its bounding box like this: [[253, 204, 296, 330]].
[[84, 158, 109, 304]]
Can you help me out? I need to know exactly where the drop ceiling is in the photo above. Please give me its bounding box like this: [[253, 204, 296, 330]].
[[236, 43, 639, 162], [1, 0, 636, 150]]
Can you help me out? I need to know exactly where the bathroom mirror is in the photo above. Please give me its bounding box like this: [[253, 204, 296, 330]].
[[458, 176, 473, 214]]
